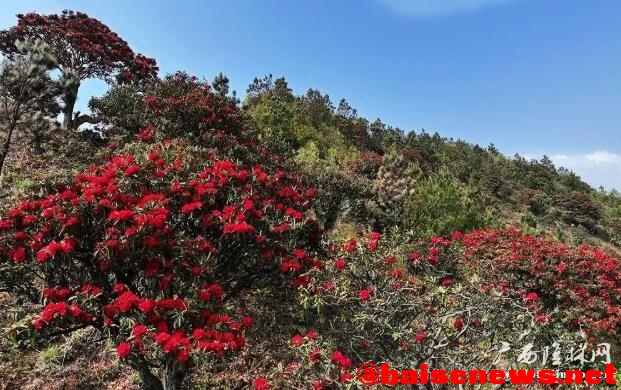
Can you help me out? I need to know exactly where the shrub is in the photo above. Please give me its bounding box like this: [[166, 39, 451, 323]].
[[253, 227, 621, 388], [346, 150, 383, 180], [142, 72, 243, 145], [524, 188, 551, 216], [404, 170, 490, 239], [0, 140, 321, 390], [462, 228, 621, 342], [89, 82, 154, 137], [556, 192, 601, 230]]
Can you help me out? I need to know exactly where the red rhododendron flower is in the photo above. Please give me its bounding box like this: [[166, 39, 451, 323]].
[[290, 334, 304, 346], [292, 275, 310, 288], [534, 313, 549, 324], [11, 247, 26, 263], [369, 231, 381, 241], [254, 376, 269, 390], [242, 316, 254, 328], [408, 252, 422, 261], [109, 209, 134, 221], [330, 350, 352, 368], [340, 372, 352, 383], [272, 222, 290, 233], [116, 291, 140, 312], [383, 255, 396, 265], [223, 221, 254, 234], [35, 250, 50, 262], [133, 324, 148, 338], [390, 268, 404, 279], [176, 349, 190, 364], [280, 258, 301, 272], [454, 318, 464, 330], [334, 258, 346, 270], [309, 347, 321, 364], [451, 230, 463, 241], [143, 236, 160, 248], [124, 165, 141, 176], [359, 289, 372, 301], [414, 332, 427, 344], [343, 239, 357, 253], [117, 342, 131, 358], [181, 202, 202, 214]]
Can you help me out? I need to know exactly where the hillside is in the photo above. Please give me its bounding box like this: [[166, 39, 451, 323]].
[[1, 10, 621, 390], [5, 72, 621, 252]]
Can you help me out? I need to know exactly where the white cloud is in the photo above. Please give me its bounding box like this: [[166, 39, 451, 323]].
[[584, 151, 620, 164], [378, 0, 517, 17], [531, 151, 621, 191]]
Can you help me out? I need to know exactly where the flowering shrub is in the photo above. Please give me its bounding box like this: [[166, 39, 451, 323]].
[[556, 191, 601, 230], [346, 150, 383, 180], [252, 231, 528, 388], [0, 140, 320, 389], [462, 228, 621, 341], [90, 71, 245, 150], [253, 228, 621, 388], [141, 72, 243, 144]]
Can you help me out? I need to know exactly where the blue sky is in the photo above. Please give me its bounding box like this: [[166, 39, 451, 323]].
[[2, 0, 620, 189]]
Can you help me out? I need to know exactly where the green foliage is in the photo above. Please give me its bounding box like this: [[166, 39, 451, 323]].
[[0, 39, 61, 174], [405, 170, 492, 238], [246, 94, 296, 155], [525, 188, 552, 216], [294, 142, 362, 230], [89, 81, 153, 137]]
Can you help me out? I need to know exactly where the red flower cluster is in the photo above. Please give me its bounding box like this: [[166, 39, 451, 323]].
[[330, 350, 353, 368], [140, 72, 242, 143], [32, 301, 93, 330], [0, 140, 321, 368], [461, 228, 621, 339], [0, 11, 158, 82]]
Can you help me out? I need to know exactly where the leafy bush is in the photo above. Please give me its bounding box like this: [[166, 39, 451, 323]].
[[556, 191, 601, 230], [524, 188, 551, 216], [404, 170, 491, 239], [293, 142, 363, 230], [462, 228, 621, 341], [89, 82, 154, 137]]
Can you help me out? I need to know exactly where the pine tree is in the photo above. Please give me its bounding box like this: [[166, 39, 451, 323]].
[[0, 39, 61, 178]]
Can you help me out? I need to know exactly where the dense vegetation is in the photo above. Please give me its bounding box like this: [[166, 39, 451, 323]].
[[1, 10, 621, 390]]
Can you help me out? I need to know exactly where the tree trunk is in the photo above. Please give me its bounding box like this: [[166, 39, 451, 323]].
[[0, 116, 18, 178], [161, 358, 187, 390], [62, 80, 80, 129], [134, 359, 163, 390], [134, 357, 186, 390]]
